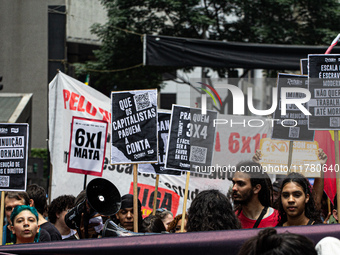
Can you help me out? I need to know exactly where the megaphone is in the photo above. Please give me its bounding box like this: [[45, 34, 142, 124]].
[[65, 178, 121, 230]]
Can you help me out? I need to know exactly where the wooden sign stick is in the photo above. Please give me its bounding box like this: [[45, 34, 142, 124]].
[[180, 172, 190, 232], [133, 164, 138, 232], [287, 141, 294, 173], [152, 175, 160, 215], [0, 191, 4, 245]]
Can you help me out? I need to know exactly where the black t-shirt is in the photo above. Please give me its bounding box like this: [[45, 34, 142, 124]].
[[40, 222, 62, 241], [39, 228, 51, 242]]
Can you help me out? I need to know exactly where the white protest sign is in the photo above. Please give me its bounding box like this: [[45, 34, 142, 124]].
[[67, 117, 108, 177]]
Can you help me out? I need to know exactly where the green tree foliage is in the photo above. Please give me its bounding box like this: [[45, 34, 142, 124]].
[[79, 0, 340, 94], [227, 0, 340, 45]]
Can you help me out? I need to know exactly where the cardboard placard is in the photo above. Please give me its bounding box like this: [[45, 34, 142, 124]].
[[111, 89, 158, 164], [259, 138, 321, 177], [0, 123, 28, 191], [272, 73, 314, 141], [67, 117, 108, 176], [138, 112, 181, 175], [165, 105, 217, 173], [308, 54, 340, 130]]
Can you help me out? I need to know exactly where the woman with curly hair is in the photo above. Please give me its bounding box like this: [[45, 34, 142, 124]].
[[277, 172, 322, 226], [10, 205, 40, 244], [186, 189, 241, 232]]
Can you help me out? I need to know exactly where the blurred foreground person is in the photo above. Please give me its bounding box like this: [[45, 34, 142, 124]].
[[238, 228, 317, 255]]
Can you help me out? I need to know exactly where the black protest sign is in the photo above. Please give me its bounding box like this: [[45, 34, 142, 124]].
[[308, 54, 340, 129], [0, 123, 28, 191], [138, 112, 181, 176], [165, 105, 217, 173], [272, 73, 314, 141], [300, 59, 308, 75], [67, 117, 108, 177], [111, 89, 158, 164]]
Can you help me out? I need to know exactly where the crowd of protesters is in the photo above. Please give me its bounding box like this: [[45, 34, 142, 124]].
[[2, 148, 340, 254]]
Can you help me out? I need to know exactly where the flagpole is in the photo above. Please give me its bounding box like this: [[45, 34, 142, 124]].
[[133, 164, 138, 232], [287, 141, 294, 173], [180, 172, 190, 232]]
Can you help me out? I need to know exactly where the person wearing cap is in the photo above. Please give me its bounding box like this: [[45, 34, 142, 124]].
[[114, 194, 143, 232]]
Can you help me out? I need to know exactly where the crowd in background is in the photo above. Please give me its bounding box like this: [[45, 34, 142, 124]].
[[2, 149, 340, 254]]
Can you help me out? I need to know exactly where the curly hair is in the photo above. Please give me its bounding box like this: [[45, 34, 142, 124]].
[[186, 189, 241, 232], [278, 172, 322, 225], [167, 214, 187, 233], [48, 195, 75, 224], [238, 228, 317, 255], [10, 205, 40, 243], [233, 161, 273, 213]]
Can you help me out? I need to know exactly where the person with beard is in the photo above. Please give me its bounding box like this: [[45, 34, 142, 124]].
[[232, 161, 279, 229], [114, 194, 143, 232]]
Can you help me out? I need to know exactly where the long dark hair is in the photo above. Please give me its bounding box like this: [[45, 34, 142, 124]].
[[186, 189, 241, 232], [238, 228, 317, 255], [278, 172, 322, 225], [233, 161, 273, 213]]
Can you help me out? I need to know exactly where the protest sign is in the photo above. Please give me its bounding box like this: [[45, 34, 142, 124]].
[[138, 112, 181, 175], [111, 89, 158, 164], [308, 54, 340, 129], [300, 59, 308, 75], [272, 73, 314, 141], [259, 138, 321, 177], [0, 123, 28, 191], [49, 72, 271, 217], [165, 105, 217, 173], [67, 117, 108, 177]]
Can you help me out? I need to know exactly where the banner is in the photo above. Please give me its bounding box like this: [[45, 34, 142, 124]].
[[49, 72, 271, 216], [0, 123, 28, 191], [67, 117, 108, 177]]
